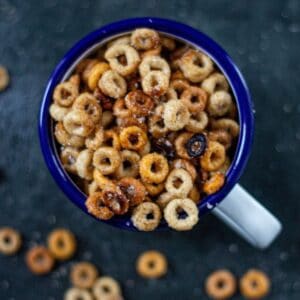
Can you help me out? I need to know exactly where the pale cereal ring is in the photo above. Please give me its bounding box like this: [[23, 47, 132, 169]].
[[164, 198, 199, 231], [25, 246, 55, 275], [93, 169, 115, 191], [86, 192, 114, 220], [119, 126, 148, 151], [143, 181, 165, 196], [55, 122, 85, 148], [93, 147, 121, 175], [211, 118, 240, 138], [47, 228, 76, 261], [203, 172, 225, 195], [131, 202, 162, 231], [53, 81, 79, 107], [105, 44, 140, 76], [72, 92, 102, 123], [87, 62, 110, 90], [102, 129, 121, 150], [139, 55, 171, 78], [125, 90, 154, 116], [102, 185, 129, 215], [113, 98, 131, 118], [171, 159, 197, 181], [99, 70, 127, 99], [139, 153, 169, 184], [65, 288, 93, 300], [75, 149, 94, 180], [163, 99, 190, 131], [0, 65, 9, 91], [208, 91, 233, 117], [136, 250, 167, 279], [131, 28, 160, 50], [200, 141, 226, 171], [156, 192, 177, 209], [102, 110, 114, 128], [161, 37, 176, 51], [240, 269, 270, 299], [49, 103, 70, 121], [115, 150, 140, 179], [201, 72, 229, 95], [148, 104, 169, 138], [208, 129, 232, 150], [141, 71, 169, 98], [0, 227, 22, 255], [165, 169, 193, 197], [63, 110, 95, 137], [85, 126, 104, 150], [70, 262, 99, 289], [179, 49, 213, 83], [188, 186, 201, 204], [185, 111, 209, 133], [181, 86, 208, 113], [92, 276, 121, 300], [60, 147, 79, 174], [174, 132, 193, 159], [205, 269, 236, 300]]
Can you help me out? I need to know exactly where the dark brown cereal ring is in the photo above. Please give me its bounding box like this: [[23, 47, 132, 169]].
[[181, 86, 208, 113], [85, 192, 114, 220], [131, 28, 160, 50], [0, 227, 22, 255], [240, 269, 270, 299], [47, 228, 76, 261], [205, 269, 237, 299], [70, 262, 98, 289], [136, 250, 167, 279], [102, 185, 129, 215], [53, 81, 79, 107], [119, 126, 148, 151], [0, 65, 9, 92], [25, 246, 55, 275], [200, 141, 226, 172], [65, 287, 93, 300], [174, 132, 193, 159], [125, 90, 154, 116], [92, 276, 122, 300]]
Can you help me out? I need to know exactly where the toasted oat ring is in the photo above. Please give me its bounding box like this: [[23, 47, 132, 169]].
[[171, 159, 197, 181], [115, 150, 140, 179], [65, 288, 93, 300], [131, 202, 162, 231], [75, 149, 94, 180], [99, 70, 127, 99], [102, 129, 121, 150], [54, 122, 85, 148], [85, 192, 114, 220], [200, 141, 226, 171], [143, 181, 165, 196], [139, 55, 171, 78], [208, 91, 233, 117], [165, 169, 193, 197], [181, 86, 208, 113], [131, 28, 160, 50], [240, 269, 270, 299], [205, 269, 237, 299], [136, 250, 167, 279], [25, 246, 54, 275], [0, 227, 22, 255], [47, 229, 76, 261], [148, 104, 169, 138], [211, 118, 240, 138], [185, 111, 209, 133], [164, 198, 199, 231], [208, 129, 232, 150], [139, 153, 169, 184], [102, 110, 114, 128], [93, 169, 115, 191], [156, 192, 177, 209], [85, 126, 104, 150], [113, 98, 131, 118], [174, 132, 193, 159], [141, 71, 169, 98], [87, 62, 110, 90], [0, 65, 9, 91], [70, 262, 98, 289], [125, 90, 154, 116], [63, 110, 95, 137], [201, 72, 229, 95], [188, 186, 201, 204], [93, 147, 121, 175], [118, 177, 146, 207], [92, 276, 121, 300], [49, 103, 70, 121], [163, 99, 190, 131], [119, 126, 148, 151], [53, 81, 79, 107], [203, 172, 225, 195], [60, 147, 79, 174]]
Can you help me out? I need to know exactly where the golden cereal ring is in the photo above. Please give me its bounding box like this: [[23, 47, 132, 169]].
[[203, 172, 225, 195], [102, 110, 114, 128], [188, 186, 201, 204], [185, 111, 209, 133], [81, 59, 99, 82], [165, 169, 193, 197], [118, 177, 146, 207], [102, 185, 129, 215], [148, 104, 169, 138], [53, 81, 79, 107], [105, 44, 140, 76], [136, 250, 167, 279], [208, 129, 232, 150], [161, 37, 176, 51], [179, 49, 214, 82], [0, 227, 22, 255], [240, 269, 270, 299], [139, 55, 170, 78], [139, 153, 169, 184], [87, 62, 110, 90], [131, 28, 160, 50], [131, 202, 161, 231], [170, 70, 186, 81], [55, 122, 85, 148], [65, 288, 93, 300], [163, 99, 190, 131], [125, 90, 154, 116], [25, 246, 55, 275], [49, 103, 70, 121], [70, 262, 99, 289], [99, 70, 127, 99], [72, 93, 102, 123], [143, 181, 165, 196], [164, 198, 199, 231], [85, 126, 104, 150], [60, 147, 79, 174], [208, 91, 233, 117], [92, 276, 121, 300], [115, 150, 140, 179], [93, 169, 115, 191], [63, 110, 95, 137], [93, 147, 121, 175], [141, 71, 169, 98], [211, 118, 240, 138], [205, 269, 237, 300], [0, 65, 9, 91], [47, 228, 76, 261], [119, 126, 147, 151], [200, 141, 226, 171], [102, 129, 121, 150], [107, 35, 131, 48], [171, 159, 197, 181], [113, 98, 131, 118], [181, 86, 208, 113], [201, 72, 229, 95], [175, 132, 193, 159], [156, 192, 177, 209], [75, 149, 94, 180]]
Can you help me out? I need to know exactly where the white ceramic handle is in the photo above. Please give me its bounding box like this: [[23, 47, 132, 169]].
[[212, 184, 282, 249]]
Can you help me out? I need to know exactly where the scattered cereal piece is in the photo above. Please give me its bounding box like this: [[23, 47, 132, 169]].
[[64, 287, 93, 300], [70, 262, 98, 289], [92, 276, 122, 300], [0, 65, 9, 92], [0, 227, 22, 255]]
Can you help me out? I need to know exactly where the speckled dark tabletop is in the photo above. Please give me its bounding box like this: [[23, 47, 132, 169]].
[[0, 1, 299, 299]]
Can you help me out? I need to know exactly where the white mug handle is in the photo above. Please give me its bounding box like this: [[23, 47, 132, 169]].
[[212, 184, 282, 249]]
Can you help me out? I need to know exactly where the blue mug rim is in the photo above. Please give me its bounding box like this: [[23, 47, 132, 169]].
[[38, 17, 254, 230]]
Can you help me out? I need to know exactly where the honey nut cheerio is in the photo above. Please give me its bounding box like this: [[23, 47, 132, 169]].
[[49, 28, 240, 231], [0, 227, 22, 255]]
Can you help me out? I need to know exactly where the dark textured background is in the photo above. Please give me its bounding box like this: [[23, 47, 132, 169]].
[[0, 0, 299, 299]]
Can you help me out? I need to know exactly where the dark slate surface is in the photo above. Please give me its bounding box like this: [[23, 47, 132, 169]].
[[0, 0, 299, 299]]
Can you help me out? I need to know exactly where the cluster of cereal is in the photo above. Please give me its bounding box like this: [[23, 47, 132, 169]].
[[49, 28, 240, 231]]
